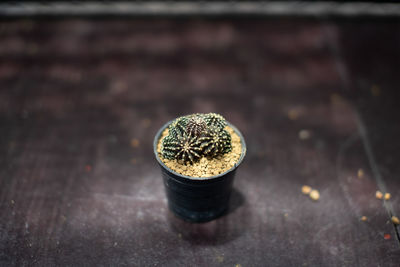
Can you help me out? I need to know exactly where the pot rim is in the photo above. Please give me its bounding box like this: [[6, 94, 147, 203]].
[[153, 118, 246, 181]]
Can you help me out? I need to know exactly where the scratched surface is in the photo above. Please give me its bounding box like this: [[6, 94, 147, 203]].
[[0, 19, 399, 266]]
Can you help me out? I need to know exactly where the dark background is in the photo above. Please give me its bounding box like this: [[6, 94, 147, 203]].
[[1, 2, 400, 266]]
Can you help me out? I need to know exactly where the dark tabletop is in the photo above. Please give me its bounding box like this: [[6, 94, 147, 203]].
[[0, 18, 399, 266]]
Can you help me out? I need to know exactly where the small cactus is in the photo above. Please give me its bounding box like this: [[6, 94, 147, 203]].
[[203, 113, 227, 130], [199, 127, 232, 157], [186, 114, 207, 137], [161, 113, 232, 164], [168, 116, 187, 138], [162, 131, 202, 164]]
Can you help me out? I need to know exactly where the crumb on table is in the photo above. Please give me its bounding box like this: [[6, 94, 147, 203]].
[[301, 185, 312, 195], [376, 191, 383, 199], [309, 189, 320, 201]]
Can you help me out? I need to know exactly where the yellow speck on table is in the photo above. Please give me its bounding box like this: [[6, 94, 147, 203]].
[[357, 169, 364, 178], [384, 193, 391, 200], [392, 216, 400, 225], [376, 191, 383, 199], [309, 190, 320, 201], [157, 126, 243, 178], [301, 185, 312, 195], [361, 216, 367, 221]]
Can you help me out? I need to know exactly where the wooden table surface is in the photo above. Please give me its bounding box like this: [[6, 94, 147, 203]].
[[0, 18, 399, 266]]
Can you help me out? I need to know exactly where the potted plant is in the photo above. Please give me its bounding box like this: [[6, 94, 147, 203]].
[[153, 113, 246, 223]]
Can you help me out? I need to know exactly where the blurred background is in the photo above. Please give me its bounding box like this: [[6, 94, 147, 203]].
[[1, 1, 400, 266]]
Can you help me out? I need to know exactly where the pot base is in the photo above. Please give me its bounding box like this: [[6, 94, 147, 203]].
[[168, 201, 229, 223]]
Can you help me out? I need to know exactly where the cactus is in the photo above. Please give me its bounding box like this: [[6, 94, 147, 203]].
[[161, 113, 232, 164], [168, 116, 187, 138], [199, 127, 232, 157], [186, 114, 207, 137], [203, 113, 227, 130], [162, 131, 202, 164]]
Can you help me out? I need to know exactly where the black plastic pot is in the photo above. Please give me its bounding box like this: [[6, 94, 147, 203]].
[[153, 120, 246, 223]]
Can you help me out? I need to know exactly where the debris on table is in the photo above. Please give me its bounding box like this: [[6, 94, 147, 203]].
[[392, 216, 400, 225], [361, 216, 367, 221], [301, 185, 320, 201], [298, 129, 311, 140], [288, 108, 300, 120], [375, 190, 391, 200], [309, 189, 320, 201], [130, 138, 140, 148], [357, 168, 364, 178], [384, 234, 391, 240], [301, 185, 312, 195]]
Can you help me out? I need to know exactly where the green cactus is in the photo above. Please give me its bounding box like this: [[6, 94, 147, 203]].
[[199, 127, 232, 157], [168, 116, 187, 138], [162, 130, 202, 164], [203, 113, 227, 130], [161, 113, 232, 164]]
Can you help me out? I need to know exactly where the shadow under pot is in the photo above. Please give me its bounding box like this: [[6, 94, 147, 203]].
[[153, 120, 246, 223]]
